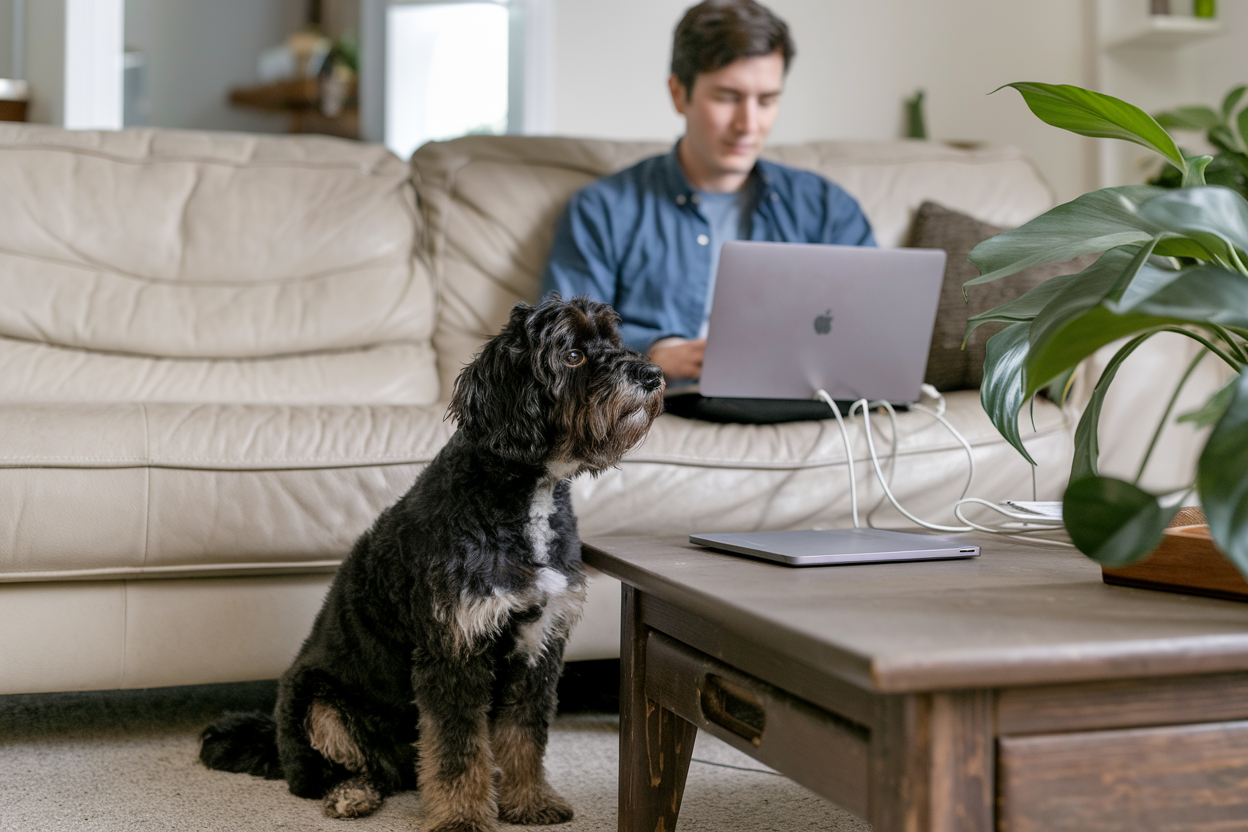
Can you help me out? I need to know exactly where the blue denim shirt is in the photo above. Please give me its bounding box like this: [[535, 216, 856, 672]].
[[540, 142, 876, 354]]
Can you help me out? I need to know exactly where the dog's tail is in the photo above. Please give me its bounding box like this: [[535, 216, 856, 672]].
[[199, 711, 284, 780]]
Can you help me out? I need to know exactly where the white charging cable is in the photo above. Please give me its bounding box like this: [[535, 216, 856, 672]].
[[815, 386, 1071, 544]]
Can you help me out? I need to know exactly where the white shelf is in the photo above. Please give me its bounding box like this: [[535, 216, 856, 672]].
[[1105, 15, 1225, 50]]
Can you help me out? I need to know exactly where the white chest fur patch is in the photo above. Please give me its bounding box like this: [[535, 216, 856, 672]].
[[450, 589, 526, 652], [512, 570, 586, 665], [526, 480, 559, 565], [448, 571, 586, 662], [447, 468, 584, 658]]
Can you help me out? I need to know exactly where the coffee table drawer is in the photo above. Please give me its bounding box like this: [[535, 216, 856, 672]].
[[999, 721, 1248, 832], [644, 630, 870, 817]]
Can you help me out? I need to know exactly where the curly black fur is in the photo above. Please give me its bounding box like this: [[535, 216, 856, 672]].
[[200, 296, 664, 831]]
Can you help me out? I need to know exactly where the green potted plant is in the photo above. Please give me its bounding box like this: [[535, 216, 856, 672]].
[[1148, 84, 1248, 200], [966, 83, 1248, 575]]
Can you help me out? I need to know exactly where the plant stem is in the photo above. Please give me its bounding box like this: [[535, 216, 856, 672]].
[[1211, 324, 1248, 363], [1159, 326, 1245, 370], [1228, 246, 1248, 276], [1134, 348, 1209, 487], [1165, 483, 1198, 509]]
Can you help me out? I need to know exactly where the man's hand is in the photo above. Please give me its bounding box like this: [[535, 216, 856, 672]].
[[649, 339, 706, 381]]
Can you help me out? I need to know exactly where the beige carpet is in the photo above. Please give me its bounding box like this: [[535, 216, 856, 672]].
[[0, 681, 870, 832]]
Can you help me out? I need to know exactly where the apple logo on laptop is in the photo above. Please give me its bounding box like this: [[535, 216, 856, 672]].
[[813, 309, 833, 335]]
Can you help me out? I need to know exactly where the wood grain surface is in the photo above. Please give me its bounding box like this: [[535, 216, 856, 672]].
[[998, 721, 1248, 832], [998, 672, 1248, 735], [618, 586, 696, 832], [640, 592, 880, 729], [584, 535, 1248, 692], [1102, 522, 1248, 601], [644, 630, 870, 818]]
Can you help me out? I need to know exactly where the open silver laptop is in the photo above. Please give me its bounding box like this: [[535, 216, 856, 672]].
[[698, 241, 947, 404], [692, 241, 964, 566]]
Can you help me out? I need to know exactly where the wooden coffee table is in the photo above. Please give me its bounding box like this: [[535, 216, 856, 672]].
[[583, 534, 1248, 832]]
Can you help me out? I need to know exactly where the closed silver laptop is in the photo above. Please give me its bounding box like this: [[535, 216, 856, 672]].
[[698, 241, 947, 404], [690, 528, 980, 567]]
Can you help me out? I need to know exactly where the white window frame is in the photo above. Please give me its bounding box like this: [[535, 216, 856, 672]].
[[64, 0, 123, 129], [359, 0, 550, 145]]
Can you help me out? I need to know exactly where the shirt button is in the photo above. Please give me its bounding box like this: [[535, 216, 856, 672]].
[[691, 194, 701, 204], [771, 193, 778, 201], [676, 194, 687, 205], [697, 234, 709, 246]]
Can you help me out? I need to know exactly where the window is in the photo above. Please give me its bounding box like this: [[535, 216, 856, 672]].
[[384, 0, 510, 159]]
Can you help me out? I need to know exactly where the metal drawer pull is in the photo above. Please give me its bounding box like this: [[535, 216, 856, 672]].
[[699, 674, 765, 746]]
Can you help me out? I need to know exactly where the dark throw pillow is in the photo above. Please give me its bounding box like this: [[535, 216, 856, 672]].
[[910, 201, 1096, 392]]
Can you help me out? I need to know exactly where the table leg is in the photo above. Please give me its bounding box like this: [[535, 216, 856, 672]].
[[618, 585, 697, 832], [869, 691, 995, 832]]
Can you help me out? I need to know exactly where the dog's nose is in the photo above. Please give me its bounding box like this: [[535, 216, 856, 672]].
[[635, 362, 664, 392]]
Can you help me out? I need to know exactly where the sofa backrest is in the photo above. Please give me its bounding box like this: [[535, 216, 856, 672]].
[[411, 135, 1056, 401], [0, 125, 438, 405]]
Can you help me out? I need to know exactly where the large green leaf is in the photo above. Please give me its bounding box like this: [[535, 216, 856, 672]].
[[1198, 371, 1248, 575], [1222, 85, 1247, 122], [1020, 249, 1166, 391], [1178, 377, 1237, 428], [1026, 265, 1248, 394], [1153, 236, 1221, 260], [966, 185, 1236, 292], [1026, 306, 1172, 399], [1155, 105, 1222, 132], [1103, 237, 1162, 305], [1208, 126, 1241, 156], [966, 186, 1168, 288], [1070, 335, 1156, 482], [1002, 83, 1187, 173], [1104, 255, 1185, 313], [1133, 265, 1248, 330], [964, 245, 1179, 342], [1063, 476, 1180, 567], [963, 272, 1082, 342], [1137, 186, 1248, 264], [980, 322, 1035, 465]]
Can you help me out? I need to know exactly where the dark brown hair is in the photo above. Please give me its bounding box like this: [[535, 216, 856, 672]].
[[670, 0, 795, 95]]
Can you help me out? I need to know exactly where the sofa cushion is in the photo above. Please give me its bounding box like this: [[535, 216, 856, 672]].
[[0, 402, 454, 581], [911, 201, 1098, 392], [411, 136, 1056, 399], [0, 391, 1071, 581], [574, 390, 1073, 536], [0, 125, 438, 405]]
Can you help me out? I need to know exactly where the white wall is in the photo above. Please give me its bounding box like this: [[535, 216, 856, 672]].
[[23, 0, 64, 124], [123, 0, 297, 133], [549, 0, 1096, 204], [0, 0, 13, 78], [1098, 0, 1248, 186]]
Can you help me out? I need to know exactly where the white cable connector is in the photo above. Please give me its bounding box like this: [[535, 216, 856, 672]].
[[814, 387, 1071, 544]]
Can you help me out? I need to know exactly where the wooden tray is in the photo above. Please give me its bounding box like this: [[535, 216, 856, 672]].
[[1102, 507, 1248, 601]]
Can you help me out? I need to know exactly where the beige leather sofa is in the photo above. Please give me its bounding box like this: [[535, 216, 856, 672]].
[[0, 126, 1197, 696]]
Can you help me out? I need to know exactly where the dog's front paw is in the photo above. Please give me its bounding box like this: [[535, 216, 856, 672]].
[[427, 820, 498, 832], [322, 777, 383, 819], [498, 791, 574, 825]]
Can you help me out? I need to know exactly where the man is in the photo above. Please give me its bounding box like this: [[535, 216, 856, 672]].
[[541, 0, 875, 422]]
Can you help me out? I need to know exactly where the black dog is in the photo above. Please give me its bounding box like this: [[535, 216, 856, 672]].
[[200, 296, 664, 830]]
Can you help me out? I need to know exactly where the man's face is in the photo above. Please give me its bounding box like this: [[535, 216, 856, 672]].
[[669, 50, 785, 189]]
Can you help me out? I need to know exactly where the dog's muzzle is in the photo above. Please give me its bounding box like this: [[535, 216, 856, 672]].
[[632, 362, 664, 392]]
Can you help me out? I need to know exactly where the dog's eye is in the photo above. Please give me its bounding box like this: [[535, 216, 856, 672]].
[[564, 349, 586, 368]]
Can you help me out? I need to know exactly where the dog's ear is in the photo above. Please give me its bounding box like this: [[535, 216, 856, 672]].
[[447, 304, 550, 464]]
